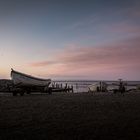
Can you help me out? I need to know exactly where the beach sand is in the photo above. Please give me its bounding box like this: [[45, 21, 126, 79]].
[[0, 91, 140, 140]]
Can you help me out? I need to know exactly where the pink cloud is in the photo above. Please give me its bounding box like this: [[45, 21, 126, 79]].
[[58, 37, 140, 65], [30, 36, 140, 80], [107, 21, 140, 35], [126, 3, 140, 18], [31, 61, 58, 67]]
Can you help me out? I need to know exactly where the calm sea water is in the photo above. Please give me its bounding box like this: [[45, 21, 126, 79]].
[[53, 80, 140, 93]]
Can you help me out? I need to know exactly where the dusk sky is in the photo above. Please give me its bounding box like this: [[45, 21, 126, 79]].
[[0, 0, 140, 80]]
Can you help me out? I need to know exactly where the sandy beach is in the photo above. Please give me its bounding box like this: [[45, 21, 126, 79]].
[[0, 91, 140, 140]]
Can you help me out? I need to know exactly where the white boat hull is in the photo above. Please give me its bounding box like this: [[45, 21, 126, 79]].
[[11, 69, 51, 87], [88, 82, 107, 92]]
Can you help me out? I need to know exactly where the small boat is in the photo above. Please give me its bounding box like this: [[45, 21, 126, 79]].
[[11, 69, 51, 87], [107, 85, 119, 92], [88, 81, 107, 92]]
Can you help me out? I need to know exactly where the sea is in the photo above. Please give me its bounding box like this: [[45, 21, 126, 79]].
[[53, 80, 140, 93]]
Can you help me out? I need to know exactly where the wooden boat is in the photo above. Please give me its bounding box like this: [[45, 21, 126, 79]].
[[11, 69, 51, 87]]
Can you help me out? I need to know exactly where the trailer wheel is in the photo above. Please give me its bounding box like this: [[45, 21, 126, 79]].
[[48, 88, 52, 95], [13, 92, 17, 96], [26, 90, 31, 94], [20, 91, 24, 96], [113, 89, 117, 94]]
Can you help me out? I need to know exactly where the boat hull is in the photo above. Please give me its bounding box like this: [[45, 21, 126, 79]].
[[11, 69, 51, 87], [88, 82, 107, 92]]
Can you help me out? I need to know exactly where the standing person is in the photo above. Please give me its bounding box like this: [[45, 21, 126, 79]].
[[119, 79, 125, 94]]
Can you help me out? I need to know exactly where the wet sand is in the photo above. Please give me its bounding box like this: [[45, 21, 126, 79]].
[[0, 91, 140, 140]]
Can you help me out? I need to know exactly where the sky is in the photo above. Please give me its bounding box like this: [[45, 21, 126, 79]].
[[0, 0, 140, 80]]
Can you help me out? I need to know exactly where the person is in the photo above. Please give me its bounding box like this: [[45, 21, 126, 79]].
[[119, 79, 125, 94], [97, 86, 100, 92]]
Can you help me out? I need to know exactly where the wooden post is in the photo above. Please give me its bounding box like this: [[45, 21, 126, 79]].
[[71, 85, 73, 93], [65, 83, 67, 88], [65, 83, 68, 92], [68, 85, 70, 93]]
